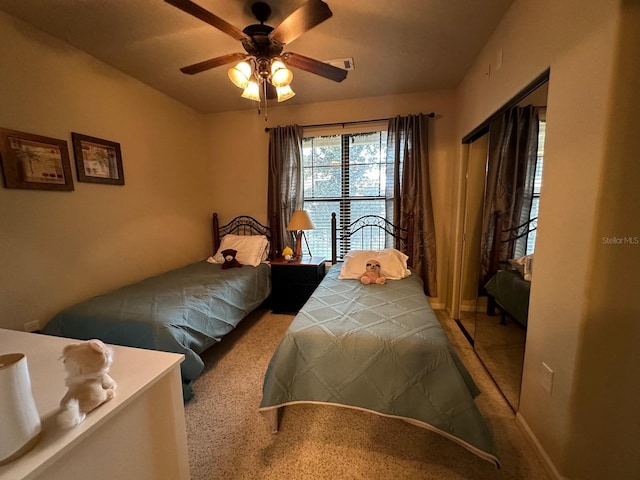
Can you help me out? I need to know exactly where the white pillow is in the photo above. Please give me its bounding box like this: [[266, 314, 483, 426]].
[[508, 254, 534, 281], [339, 248, 411, 280], [211, 234, 269, 267]]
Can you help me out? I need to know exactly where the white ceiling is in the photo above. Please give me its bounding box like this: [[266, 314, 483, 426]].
[[0, 0, 515, 114]]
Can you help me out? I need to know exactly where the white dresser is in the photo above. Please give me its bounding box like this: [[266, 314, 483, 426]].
[[0, 329, 190, 480]]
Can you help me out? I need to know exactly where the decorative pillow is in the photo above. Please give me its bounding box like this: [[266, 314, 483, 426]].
[[507, 259, 525, 276], [508, 254, 534, 281], [211, 234, 269, 267], [339, 248, 411, 280]]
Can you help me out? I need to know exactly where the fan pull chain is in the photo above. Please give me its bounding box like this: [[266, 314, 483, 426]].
[[263, 81, 268, 122]]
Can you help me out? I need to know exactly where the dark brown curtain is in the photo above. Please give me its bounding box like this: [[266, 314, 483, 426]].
[[386, 114, 438, 296], [479, 105, 539, 287], [267, 125, 303, 257]]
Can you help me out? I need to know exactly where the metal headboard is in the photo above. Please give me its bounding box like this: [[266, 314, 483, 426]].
[[489, 211, 537, 275], [330, 212, 414, 266], [212, 213, 272, 257]]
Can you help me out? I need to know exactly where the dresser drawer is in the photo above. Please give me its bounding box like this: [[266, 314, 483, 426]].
[[272, 263, 323, 283]]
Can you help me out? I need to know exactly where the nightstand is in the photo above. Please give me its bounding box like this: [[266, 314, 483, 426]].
[[270, 256, 326, 314]]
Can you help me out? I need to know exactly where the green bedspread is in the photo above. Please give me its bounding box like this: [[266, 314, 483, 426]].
[[43, 261, 271, 400], [485, 269, 531, 328], [260, 264, 499, 465]]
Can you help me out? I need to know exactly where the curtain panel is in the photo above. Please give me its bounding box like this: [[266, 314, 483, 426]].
[[479, 105, 539, 288], [267, 125, 304, 257], [386, 114, 438, 296]]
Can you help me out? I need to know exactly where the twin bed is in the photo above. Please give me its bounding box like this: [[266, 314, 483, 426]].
[[42, 211, 499, 465], [259, 213, 500, 466], [484, 212, 537, 328], [42, 214, 272, 400]]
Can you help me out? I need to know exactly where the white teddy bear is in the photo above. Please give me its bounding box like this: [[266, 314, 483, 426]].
[[57, 339, 117, 429]]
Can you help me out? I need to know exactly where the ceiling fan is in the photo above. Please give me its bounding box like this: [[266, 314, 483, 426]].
[[165, 0, 348, 106]]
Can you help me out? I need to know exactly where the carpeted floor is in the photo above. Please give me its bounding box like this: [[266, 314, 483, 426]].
[[184, 307, 551, 479]]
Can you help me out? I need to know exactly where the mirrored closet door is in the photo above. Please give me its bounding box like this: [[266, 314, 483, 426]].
[[455, 72, 548, 411]]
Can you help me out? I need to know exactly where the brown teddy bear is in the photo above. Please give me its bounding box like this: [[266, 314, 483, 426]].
[[360, 259, 387, 285], [57, 339, 117, 429], [221, 248, 242, 269]]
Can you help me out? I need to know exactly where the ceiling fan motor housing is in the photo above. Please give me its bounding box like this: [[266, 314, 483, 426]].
[[242, 23, 284, 57]]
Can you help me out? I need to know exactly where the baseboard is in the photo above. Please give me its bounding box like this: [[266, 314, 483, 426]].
[[515, 413, 566, 480], [429, 302, 444, 310]]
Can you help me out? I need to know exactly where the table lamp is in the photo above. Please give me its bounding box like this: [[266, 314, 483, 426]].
[[0, 353, 41, 465], [286, 210, 315, 258]]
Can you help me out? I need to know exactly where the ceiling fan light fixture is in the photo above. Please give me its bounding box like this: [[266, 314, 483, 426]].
[[241, 80, 261, 101], [276, 85, 296, 102], [227, 61, 252, 89], [270, 60, 293, 87]]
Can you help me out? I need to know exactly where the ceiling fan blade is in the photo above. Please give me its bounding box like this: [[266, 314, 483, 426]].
[[283, 52, 347, 82], [180, 53, 247, 75], [165, 0, 250, 42], [269, 0, 333, 46]]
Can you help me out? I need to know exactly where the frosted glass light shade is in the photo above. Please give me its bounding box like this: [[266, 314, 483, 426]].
[[227, 61, 252, 89], [276, 85, 296, 102], [270, 60, 293, 87], [241, 81, 261, 101]]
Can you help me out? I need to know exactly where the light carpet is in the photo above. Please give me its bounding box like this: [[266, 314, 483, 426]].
[[185, 307, 551, 479]]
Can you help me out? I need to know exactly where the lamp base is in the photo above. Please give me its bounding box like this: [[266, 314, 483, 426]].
[[294, 231, 303, 258]]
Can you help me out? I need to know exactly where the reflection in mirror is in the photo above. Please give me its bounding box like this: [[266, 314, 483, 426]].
[[455, 74, 548, 411], [457, 132, 489, 342]]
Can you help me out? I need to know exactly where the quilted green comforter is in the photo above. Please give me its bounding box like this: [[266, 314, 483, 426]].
[[43, 261, 271, 400], [260, 264, 499, 465]]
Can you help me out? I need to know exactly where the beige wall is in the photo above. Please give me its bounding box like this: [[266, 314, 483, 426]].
[[0, 12, 211, 332], [454, 0, 640, 478], [566, 2, 640, 477], [205, 91, 458, 307]]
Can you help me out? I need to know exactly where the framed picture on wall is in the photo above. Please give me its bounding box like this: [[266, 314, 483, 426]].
[[0, 127, 74, 191], [71, 132, 124, 185]]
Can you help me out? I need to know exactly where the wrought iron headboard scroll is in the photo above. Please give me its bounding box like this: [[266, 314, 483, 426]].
[[330, 212, 414, 266], [489, 211, 537, 275], [212, 213, 272, 257]]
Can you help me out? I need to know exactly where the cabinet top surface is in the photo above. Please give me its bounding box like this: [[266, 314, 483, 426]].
[[270, 256, 326, 267], [0, 329, 184, 479]]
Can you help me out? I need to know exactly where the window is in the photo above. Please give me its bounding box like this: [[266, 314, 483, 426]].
[[302, 129, 390, 258], [526, 119, 545, 254]]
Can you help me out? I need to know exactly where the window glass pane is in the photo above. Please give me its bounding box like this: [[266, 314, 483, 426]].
[[304, 165, 341, 198], [348, 132, 387, 197], [303, 135, 342, 198], [526, 119, 545, 254], [302, 136, 341, 167], [305, 201, 339, 259], [349, 164, 384, 196], [303, 129, 391, 260]]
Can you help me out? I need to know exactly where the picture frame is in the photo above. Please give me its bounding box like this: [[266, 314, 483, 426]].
[[0, 127, 74, 191], [72, 132, 124, 185]]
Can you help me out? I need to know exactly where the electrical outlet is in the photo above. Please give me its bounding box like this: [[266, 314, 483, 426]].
[[24, 320, 39, 332], [541, 362, 554, 394]]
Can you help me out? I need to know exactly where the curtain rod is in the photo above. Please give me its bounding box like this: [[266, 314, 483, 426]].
[[264, 112, 435, 132]]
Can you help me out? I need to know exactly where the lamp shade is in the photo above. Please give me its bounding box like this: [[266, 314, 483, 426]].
[[286, 210, 315, 231], [227, 61, 252, 89], [276, 85, 296, 102], [270, 60, 293, 87], [241, 80, 261, 101], [0, 354, 41, 465]]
